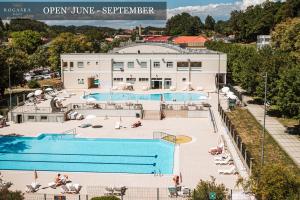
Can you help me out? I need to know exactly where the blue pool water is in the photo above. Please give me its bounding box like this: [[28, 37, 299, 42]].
[[0, 134, 174, 174], [84, 92, 207, 102]]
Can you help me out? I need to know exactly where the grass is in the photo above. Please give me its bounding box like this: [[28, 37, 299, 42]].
[[277, 118, 299, 127], [226, 108, 300, 175]]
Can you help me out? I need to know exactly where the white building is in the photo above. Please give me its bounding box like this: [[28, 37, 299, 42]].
[[61, 43, 227, 90], [257, 35, 271, 49]]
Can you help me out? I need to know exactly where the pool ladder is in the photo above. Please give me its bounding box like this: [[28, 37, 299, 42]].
[[153, 169, 163, 177]]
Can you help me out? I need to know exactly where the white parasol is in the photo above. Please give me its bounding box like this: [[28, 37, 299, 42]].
[[34, 90, 43, 96], [27, 92, 34, 98]]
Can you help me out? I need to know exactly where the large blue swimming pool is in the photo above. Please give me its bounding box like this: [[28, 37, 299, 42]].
[[84, 92, 207, 102], [0, 134, 174, 174]]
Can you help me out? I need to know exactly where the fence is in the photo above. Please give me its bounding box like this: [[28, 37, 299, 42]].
[[153, 131, 176, 144], [66, 103, 143, 111], [162, 103, 209, 111], [24, 187, 252, 200], [218, 104, 254, 173]]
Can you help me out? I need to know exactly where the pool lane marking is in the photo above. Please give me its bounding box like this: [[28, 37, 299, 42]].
[[0, 159, 157, 166], [0, 152, 158, 158]]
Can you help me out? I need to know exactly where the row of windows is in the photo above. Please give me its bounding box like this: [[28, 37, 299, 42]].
[[63, 61, 201, 69], [113, 78, 149, 82]]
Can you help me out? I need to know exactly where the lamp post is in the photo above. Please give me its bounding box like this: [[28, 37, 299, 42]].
[[9, 65, 11, 111], [261, 72, 267, 166], [217, 53, 220, 104]]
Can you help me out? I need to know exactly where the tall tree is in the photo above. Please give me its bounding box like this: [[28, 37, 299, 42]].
[[10, 30, 42, 54], [204, 15, 215, 30], [48, 32, 92, 71], [166, 12, 202, 36]]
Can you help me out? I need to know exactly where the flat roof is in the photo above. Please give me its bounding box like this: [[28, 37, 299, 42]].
[[62, 42, 225, 56]]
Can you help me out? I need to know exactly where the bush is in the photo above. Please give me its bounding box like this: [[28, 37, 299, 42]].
[[0, 182, 24, 200], [267, 105, 282, 117], [91, 196, 120, 200], [27, 80, 40, 89], [190, 176, 229, 200], [237, 163, 300, 200]]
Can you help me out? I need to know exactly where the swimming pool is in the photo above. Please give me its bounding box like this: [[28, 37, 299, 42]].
[[84, 92, 207, 102], [0, 134, 174, 174]]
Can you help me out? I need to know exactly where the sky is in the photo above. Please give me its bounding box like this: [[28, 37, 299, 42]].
[[1, 0, 274, 28]]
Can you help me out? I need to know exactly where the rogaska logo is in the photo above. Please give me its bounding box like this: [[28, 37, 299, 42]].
[[2, 7, 31, 16]]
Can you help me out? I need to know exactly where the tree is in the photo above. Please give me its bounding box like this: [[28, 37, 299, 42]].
[[275, 64, 300, 118], [166, 12, 203, 36], [85, 29, 105, 53], [28, 46, 50, 69], [271, 17, 300, 59], [191, 177, 229, 200], [0, 46, 29, 97], [9, 19, 48, 33], [10, 30, 42, 54], [0, 177, 24, 200], [205, 15, 215, 30], [238, 164, 300, 200], [48, 32, 92, 71]]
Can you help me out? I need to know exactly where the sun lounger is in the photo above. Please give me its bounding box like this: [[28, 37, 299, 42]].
[[218, 166, 237, 175], [113, 186, 127, 196], [104, 187, 114, 196], [26, 182, 41, 193], [48, 182, 56, 189], [61, 183, 82, 194], [115, 121, 121, 129], [78, 123, 92, 128], [214, 154, 231, 161], [214, 156, 233, 165]]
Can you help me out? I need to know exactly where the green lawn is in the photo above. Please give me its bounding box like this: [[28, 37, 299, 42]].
[[226, 108, 300, 175]]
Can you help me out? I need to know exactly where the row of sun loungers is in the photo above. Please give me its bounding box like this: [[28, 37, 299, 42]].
[[104, 186, 127, 196], [168, 186, 191, 198]]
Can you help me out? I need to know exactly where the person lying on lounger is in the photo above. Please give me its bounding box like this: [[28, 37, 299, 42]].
[[131, 121, 142, 128], [208, 143, 224, 155]]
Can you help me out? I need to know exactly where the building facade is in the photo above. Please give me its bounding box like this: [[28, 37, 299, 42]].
[[61, 43, 227, 90]]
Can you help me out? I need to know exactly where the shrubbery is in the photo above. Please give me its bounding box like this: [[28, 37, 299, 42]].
[[27, 80, 40, 89]]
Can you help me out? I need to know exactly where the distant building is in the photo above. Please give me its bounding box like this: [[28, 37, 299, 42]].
[[173, 36, 208, 48], [144, 36, 171, 43], [257, 35, 271, 49], [211, 35, 235, 43]]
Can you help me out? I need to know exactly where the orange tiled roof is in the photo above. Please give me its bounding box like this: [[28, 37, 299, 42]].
[[173, 36, 208, 44]]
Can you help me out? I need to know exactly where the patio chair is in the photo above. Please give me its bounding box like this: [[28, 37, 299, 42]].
[[26, 182, 41, 193], [68, 183, 82, 193], [104, 187, 114, 196], [168, 187, 178, 197], [218, 166, 237, 175], [78, 123, 92, 128], [214, 156, 233, 165], [113, 186, 127, 196], [178, 187, 191, 197]]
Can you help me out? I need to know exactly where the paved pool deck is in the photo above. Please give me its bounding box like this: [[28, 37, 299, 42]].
[[0, 90, 248, 198]]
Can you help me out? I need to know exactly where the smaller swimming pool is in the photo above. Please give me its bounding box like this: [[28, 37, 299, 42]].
[[84, 92, 207, 102]]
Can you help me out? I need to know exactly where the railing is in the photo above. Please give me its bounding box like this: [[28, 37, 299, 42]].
[[67, 103, 143, 111], [209, 107, 218, 133], [24, 187, 252, 200], [12, 106, 53, 113], [218, 104, 254, 173], [153, 131, 176, 144], [162, 103, 209, 111], [62, 128, 77, 135]]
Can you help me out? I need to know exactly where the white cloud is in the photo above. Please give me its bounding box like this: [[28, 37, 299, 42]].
[[167, 0, 280, 20]]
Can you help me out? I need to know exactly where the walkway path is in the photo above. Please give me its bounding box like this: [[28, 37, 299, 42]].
[[235, 87, 300, 167]]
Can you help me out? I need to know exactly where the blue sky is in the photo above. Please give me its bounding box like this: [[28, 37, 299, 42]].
[[1, 0, 269, 28]]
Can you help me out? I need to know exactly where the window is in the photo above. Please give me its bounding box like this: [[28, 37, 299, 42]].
[[177, 62, 188, 67], [126, 78, 136, 82], [28, 116, 35, 120], [113, 78, 123, 82], [77, 62, 84, 68], [41, 116, 48, 120], [182, 78, 186, 82], [153, 62, 160, 68], [140, 62, 147, 68], [127, 62, 134, 68], [78, 79, 84, 84], [113, 62, 124, 71], [62, 62, 68, 68], [139, 78, 149, 82], [190, 62, 202, 67], [70, 62, 74, 68], [96, 62, 99, 65], [167, 62, 173, 68]]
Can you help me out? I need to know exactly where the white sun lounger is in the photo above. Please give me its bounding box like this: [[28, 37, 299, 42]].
[[26, 182, 41, 193], [218, 166, 237, 175], [61, 183, 82, 194], [214, 154, 231, 161], [214, 156, 233, 165]]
